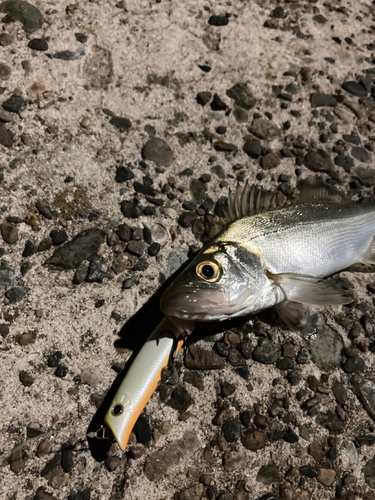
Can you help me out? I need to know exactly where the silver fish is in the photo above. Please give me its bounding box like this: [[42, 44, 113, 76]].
[[160, 182, 375, 333]]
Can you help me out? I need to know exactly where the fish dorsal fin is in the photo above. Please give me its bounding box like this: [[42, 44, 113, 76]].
[[297, 176, 346, 204], [225, 181, 285, 224]]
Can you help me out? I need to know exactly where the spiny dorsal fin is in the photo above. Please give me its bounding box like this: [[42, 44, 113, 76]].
[[297, 176, 346, 204], [224, 181, 285, 224]]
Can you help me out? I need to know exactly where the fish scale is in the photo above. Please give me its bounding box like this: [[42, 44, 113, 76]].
[[216, 203, 375, 278]]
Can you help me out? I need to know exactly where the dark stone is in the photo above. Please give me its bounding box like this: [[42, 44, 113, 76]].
[[313, 14, 327, 23], [355, 434, 375, 447], [334, 154, 353, 172], [133, 258, 149, 271], [215, 342, 229, 357], [68, 489, 91, 500], [133, 181, 156, 196], [178, 211, 198, 228], [28, 38, 48, 51], [86, 256, 108, 283], [271, 6, 285, 18], [189, 178, 206, 204], [117, 223, 132, 241], [256, 462, 282, 484], [142, 137, 174, 167], [210, 93, 228, 111], [351, 375, 375, 421], [168, 386, 194, 413], [226, 83, 256, 110], [50, 230, 68, 246], [53, 50, 81, 61], [316, 411, 345, 433], [303, 149, 334, 173], [343, 134, 360, 145], [342, 356, 365, 373], [47, 351, 62, 367], [310, 93, 337, 107], [109, 116, 132, 130], [0, 123, 12, 146], [0, 264, 16, 293], [353, 166, 375, 187], [127, 240, 144, 257], [243, 139, 262, 158], [61, 448, 73, 472], [2, 95, 24, 113], [55, 365, 68, 378], [222, 419, 241, 442], [276, 357, 294, 370], [120, 200, 142, 219], [248, 118, 280, 140], [34, 486, 56, 500], [5, 286, 29, 303], [196, 91, 212, 106], [363, 457, 375, 489], [299, 465, 319, 478], [351, 147, 371, 163], [241, 429, 267, 450], [214, 141, 238, 153], [19, 370, 34, 387], [41, 452, 61, 477], [115, 166, 134, 182], [185, 345, 225, 370], [22, 240, 35, 258], [0, 324, 9, 337], [233, 107, 248, 123], [342, 81, 368, 97], [283, 427, 299, 443], [221, 381, 236, 397], [253, 338, 280, 364], [36, 199, 53, 219], [0, 0, 44, 33], [133, 415, 151, 444], [208, 15, 229, 26], [332, 381, 347, 406], [148, 242, 160, 256], [75, 33, 88, 43], [260, 152, 280, 170], [45, 229, 106, 269]]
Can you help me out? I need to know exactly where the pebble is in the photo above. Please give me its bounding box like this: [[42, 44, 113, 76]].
[[0, 123, 13, 147], [0, 63, 11, 80], [334, 154, 353, 172], [46, 229, 105, 269], [243, 139, 262, 158], [233, 107, 248, 123], [37, 439, 52, 457], [167, 251, 186, 274], [47, 351, 62, 367], [6, 286, 29, 303], [2, 95, 24, 113], [0, 0, 44, 33], [68, 490, 91, 500], [258, 494, 277, 500], [313, 14, 327, 23], [241, 429, 267, 451], [73, 263, 87, 284], [210, 93, 228, 111], [115, 166, 134, 182], [351, 146, 371, 163], [27, 422, 45, 438], [120, 200, 142, 219], [196, 91, 212, 106], [342, 81, 367, 97], [80, 116, 90, 128], [122, 278, 134, 289], [351, 375, 375, 421], [213, 408, 232, 425], [299, 465, 319, 478], [222, 419, 241, 442], [48, 467, 67, 489], [355, 434, 375, 447], [127, 240, 144, 257], [248, 118, 280, 140], [317, 468, 336, 486], [104, 456, 121, 472], [208, 15, 229, 26], [144, 430, 199, 480], [316, 411, 345, 433], [184, 345, 225, 370], [256, 463, 282, 484], [272, 6, 285, 18], [133, 415, 151, 444], [10, 444, 23, 474], [226, 83, 256, 110], [283, 427, 299, 443], [109, 115, 131, 130], [28, 38, 48, 51], [223, 451, 247, 472], [50, 230, 68, 246], [1, 221, 18, 244], [178, 211, 198, 228], [0, 33, 14, 46], [35, 199, 53, 219], [168, 386, 194, 413], [310, 92, 338, 108], [353, 166, 375, 187], [221, 381, 236, 397], [142, 137, 174, 167], [308, 441, 324, 461], [19, 370, 35, 387], [148, 242, 160, 256], [260, 152, 280, 170], [303, 149, 334, 173], [55, 365, 68, 378], [363, 457, 375, 489], [0, 108, 14, 122], [86, 257, 108, 282], [0, 324, 9, 337], [252, 338, 281, 364], [0, 264, 16, 293], [342, 356, 365, 373]]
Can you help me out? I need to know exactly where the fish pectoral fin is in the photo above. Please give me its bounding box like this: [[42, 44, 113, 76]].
[[362, 236, 375, 264], [269, 272, 353, 306], [274, 300, 307, 331]]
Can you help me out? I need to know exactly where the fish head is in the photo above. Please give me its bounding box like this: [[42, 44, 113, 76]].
[[160, 242, 268, 324]]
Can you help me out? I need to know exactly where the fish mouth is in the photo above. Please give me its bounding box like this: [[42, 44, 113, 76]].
[[160, 286, 248, 322]]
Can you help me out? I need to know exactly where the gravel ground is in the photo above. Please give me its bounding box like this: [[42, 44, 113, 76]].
[[2, 1, 375, 499]]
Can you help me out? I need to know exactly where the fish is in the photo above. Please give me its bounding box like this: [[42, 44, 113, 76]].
[[160, 180, 375, 332]]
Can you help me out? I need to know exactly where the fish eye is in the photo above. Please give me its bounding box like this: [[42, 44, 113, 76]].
[[196, 261, 221, 282]]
